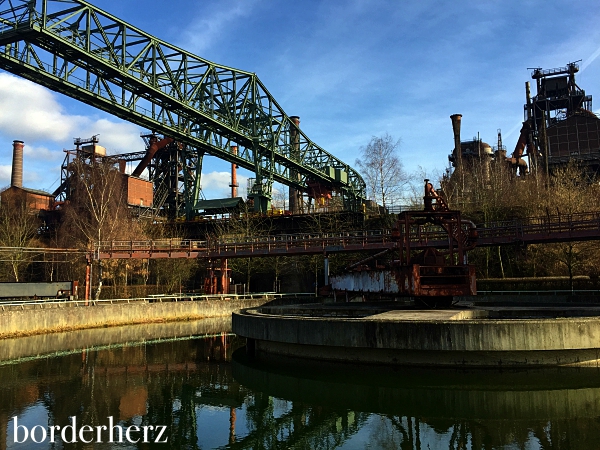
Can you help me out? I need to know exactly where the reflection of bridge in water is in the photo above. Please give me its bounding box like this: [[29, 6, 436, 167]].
[[0, 334, 367, 449], [93, 211, 600, 260], [3, 333, 600, 448]]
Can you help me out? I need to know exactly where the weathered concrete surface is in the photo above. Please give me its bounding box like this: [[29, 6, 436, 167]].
[[233, 305, 600, 367], [0, 316, 231, 363], [0, 299, 266, 339]]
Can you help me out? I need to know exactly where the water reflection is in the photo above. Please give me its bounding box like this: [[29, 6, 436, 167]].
[[2, 332, 241, 449], [233, 352, 600, 449], [1, 328, 600, 449]]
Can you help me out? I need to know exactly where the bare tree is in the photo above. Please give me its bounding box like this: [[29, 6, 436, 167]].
[[209, 202, 279, 291], [0, 192, 41, 281], [60, 157, 127, 247], [355, 133, 407, 208], [146, 224, 198, 294], [59, 156, 145, 298]]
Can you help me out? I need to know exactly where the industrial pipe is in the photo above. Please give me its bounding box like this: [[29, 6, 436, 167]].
[[512, 121, 531, 160], [450, 114, 462, 169], [230, 146, 238, 198], [131, 136, 174, 177]]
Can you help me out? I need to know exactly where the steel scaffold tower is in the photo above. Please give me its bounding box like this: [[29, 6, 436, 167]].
[[0, 0, 365, 217]]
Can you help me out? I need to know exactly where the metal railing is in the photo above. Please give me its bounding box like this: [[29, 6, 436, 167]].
[[476, 211, 600, 245], [0, 292, 316, 310], [90, 210, 600, 259], [95, 229, 396, 259]]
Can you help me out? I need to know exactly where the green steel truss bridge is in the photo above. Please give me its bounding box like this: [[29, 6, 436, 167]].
[[0, 0, 366, 216]]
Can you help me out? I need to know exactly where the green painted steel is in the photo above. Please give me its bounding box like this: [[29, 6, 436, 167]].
[[0, 0, 366, 214]]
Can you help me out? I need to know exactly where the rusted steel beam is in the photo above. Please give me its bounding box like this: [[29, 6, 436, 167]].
[[92, 212, 600, 260], [95, 242, 395, 260]]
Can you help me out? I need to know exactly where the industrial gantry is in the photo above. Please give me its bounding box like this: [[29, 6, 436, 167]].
[[0, 0, 366, 217]]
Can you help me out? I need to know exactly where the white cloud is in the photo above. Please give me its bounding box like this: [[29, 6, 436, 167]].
[[0, 73, 146, 189], [0, 73, 84, 142], [582, 45, 600, 72], [23, 169, 44, 186], [75, 119, 145, 155], [0, 73, 145, 154], [0, 165, 11, 186], [23, 144, 63, 162], [200, 170, 247, 199], [177, 1, 258, 57]]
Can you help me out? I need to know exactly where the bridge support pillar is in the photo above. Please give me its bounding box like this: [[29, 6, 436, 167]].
[[85, 261, 91, 305], [220, 258, 230, 295]]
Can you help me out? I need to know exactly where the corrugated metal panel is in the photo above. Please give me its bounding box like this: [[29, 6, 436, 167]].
[[331, 270, 400, 293]]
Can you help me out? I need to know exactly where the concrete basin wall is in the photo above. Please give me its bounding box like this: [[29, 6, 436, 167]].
[[233, 309, 600, 367], [0, 299, 267, 339], [0, 316, 232, 362]]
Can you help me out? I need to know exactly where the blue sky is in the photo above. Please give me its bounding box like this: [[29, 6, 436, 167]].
[[1, 0, 599, 202]]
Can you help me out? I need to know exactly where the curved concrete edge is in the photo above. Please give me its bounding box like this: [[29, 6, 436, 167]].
[[232, 308, 600, 367]]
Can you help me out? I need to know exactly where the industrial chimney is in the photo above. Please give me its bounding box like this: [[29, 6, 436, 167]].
[[450, 114, 462, 169], [230, 146, 238, 198], [11, 140, 24, 188]]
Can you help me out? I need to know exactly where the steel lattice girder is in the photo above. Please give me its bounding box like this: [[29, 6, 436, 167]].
[[0, 0, 366, 210]]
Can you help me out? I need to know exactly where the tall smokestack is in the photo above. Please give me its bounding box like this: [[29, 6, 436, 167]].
[[450, 114, 462, 169], [11, 140, 23, 188]]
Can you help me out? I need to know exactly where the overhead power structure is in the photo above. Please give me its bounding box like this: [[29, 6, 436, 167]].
[[0, 0, 365, 217]]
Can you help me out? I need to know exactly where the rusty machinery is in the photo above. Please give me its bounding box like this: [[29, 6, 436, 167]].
[[331, 180, 477, 306]]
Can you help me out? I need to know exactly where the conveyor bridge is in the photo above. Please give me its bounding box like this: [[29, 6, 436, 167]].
[[92, 210, 600, 260], [0, 0, 365, 216]]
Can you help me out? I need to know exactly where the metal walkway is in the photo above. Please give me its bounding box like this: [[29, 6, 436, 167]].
[[0, 0, 365, 215], [92, 211, 600, 260]]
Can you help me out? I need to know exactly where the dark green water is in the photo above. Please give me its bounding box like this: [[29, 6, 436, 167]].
[[1, 324, 600, 449]]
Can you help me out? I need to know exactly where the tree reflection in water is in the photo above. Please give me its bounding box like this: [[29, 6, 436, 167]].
[[1, 331, 600, 449]]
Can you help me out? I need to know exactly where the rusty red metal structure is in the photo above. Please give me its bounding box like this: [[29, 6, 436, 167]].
[[50, 198, 600, 301], [131, 136, 174, 178], [392, 210, 477, 298], [329, 180, 477, 303], [91, 210, 600, 260], [84, 183, 600, 301]]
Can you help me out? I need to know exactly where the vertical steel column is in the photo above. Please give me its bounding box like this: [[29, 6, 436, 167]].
[[289, 116, 301, 213], [220, 258, 229, 294], [230, 146, 238, 198], [85, 259, 91, 305]]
